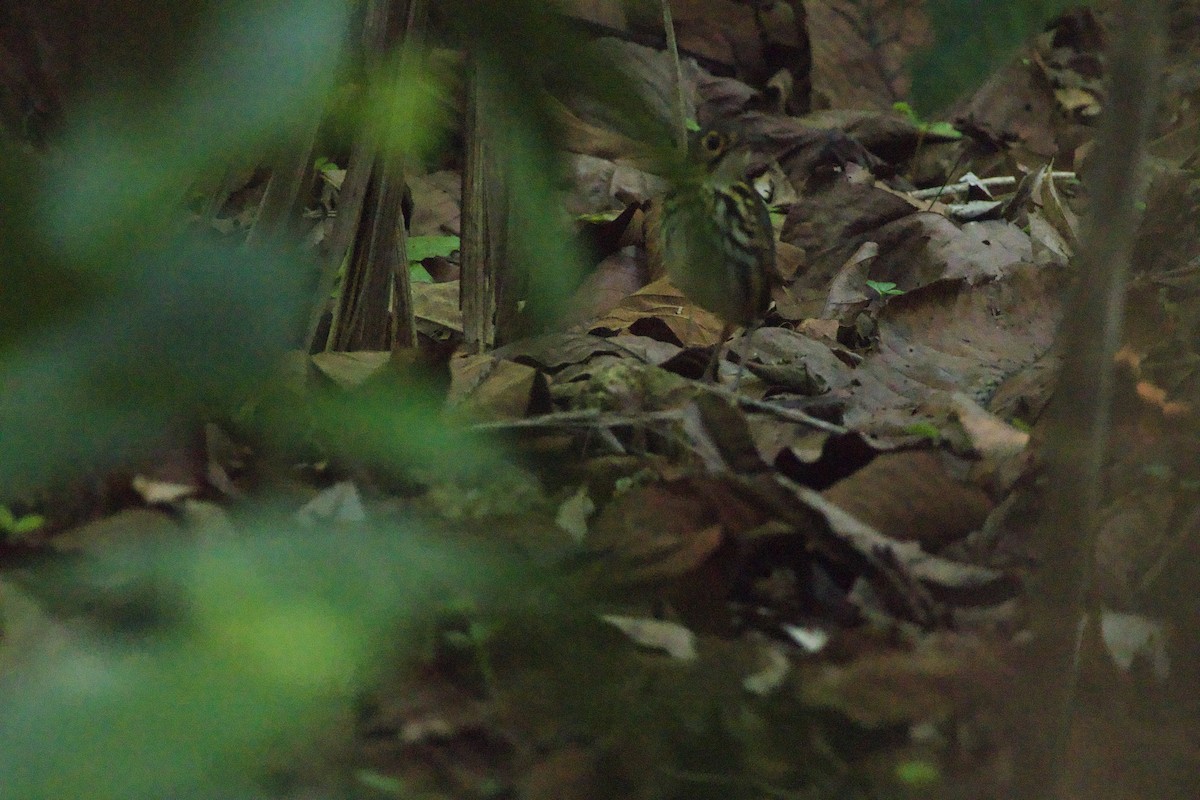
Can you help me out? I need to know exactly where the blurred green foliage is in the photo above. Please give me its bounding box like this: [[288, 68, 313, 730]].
[[0, 526, 498, 799], [0, 1, 521, 797], [0, 0, 347, 495], [910, 0, 1089, 113], [435, 0, 673, 330], [0, 0, 682, 793]]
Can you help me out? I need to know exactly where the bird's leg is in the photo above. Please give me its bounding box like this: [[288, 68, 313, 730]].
[[730, 321, 762, 393], [703, 321, 735, 383]]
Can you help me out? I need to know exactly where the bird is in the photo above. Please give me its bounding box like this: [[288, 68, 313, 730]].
[[653, 124, 778, 382]]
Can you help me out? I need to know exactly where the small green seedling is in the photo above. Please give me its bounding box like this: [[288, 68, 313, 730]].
[[895, 759, 941, 787], [0, 505, 45, 541], [576, 210, 625, 223], [866, 280, 905, 298], [904, 421, 942, 442], [893, 102, 963, 139]]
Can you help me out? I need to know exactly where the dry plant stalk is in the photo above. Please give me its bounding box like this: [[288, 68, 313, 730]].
[[460, 61, 501, 353], [1012, 3, 1166, 798], [309, 0, 424, 353]]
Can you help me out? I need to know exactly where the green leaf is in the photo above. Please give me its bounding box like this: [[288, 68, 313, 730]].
[[406, 234, 460, 262], [0, 525, 500, 800], [866, 280, 904, 297], [892, 101, 918, 122], [10, 513, 45, 536], [895, 759, 941, 787], [892, 101, 962, 139], [409, 263, 434, 283], [925, 121, 963, 139], [0, 505, 15, 531], [576, 210, 623, 223], [904, 421, 942, 441]]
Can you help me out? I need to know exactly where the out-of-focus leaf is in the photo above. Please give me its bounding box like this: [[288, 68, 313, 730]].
[[436, 0, 673, 331], [0, 0, 350, 493], [310, 382, 501, 478], [0, 233, 310, 495], [0, 157, 106, 350], [910, 0, 1084, 113], [40, 0, 348, 259], [10, 513, 47, 537], [366, 51, 454, 165], [0, 523, 500, 800]]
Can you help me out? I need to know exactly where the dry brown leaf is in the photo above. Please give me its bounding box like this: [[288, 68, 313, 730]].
[[806, 0, 930, 110], [586, 476, 768, 587], [589, 277, 727, 347], [408, 171, 461, 237], [669, 0, 760, 69], [799, 633, 1008, 728], [561, 247, 647, 329], [839, 265, 1065, 436], [412, 280, 463, 332], [556, 102, 649, 164], [775, 240, 807, 281], [447, 352, 496, 407], [958, 57, 1060, 160], [865, 214, 1032, 291], [454, 360, 541, 423], [781, 177, 917, 291], [311, 351, 390, 391], [822, 450, 993, 550]]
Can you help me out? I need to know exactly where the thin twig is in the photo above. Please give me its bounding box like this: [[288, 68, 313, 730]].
[[692, 382, 848, 434], [468, 408, 686, 432], [910, 171, 1077, 200], [466, 387, 845, 436]]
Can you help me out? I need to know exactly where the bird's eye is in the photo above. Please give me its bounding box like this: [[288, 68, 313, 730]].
[[703, 131, 723, 152]]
